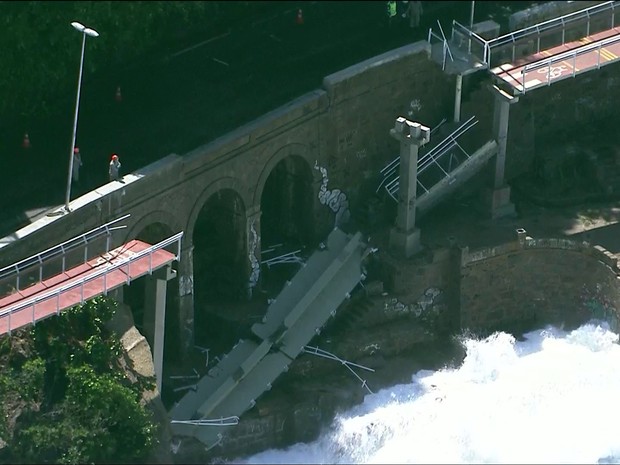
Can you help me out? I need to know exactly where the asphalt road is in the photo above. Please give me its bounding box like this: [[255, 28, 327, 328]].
[[0, 1, 521, 240]]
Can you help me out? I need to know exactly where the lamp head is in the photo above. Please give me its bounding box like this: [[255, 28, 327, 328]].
[[71, 21, 99, 38]]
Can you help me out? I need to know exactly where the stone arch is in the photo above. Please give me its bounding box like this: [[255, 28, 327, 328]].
[[124, 210, 183, 244], [252, 142, 315, 208], [254, 143, 316, 296], [191, 182, 250, 353], [186, 176, 250, 246]]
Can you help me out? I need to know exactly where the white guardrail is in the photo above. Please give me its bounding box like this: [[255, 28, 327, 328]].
[[1, 231, 183, 333], [452, 1, 619, 67], [0, 214, 131, 292], [519, 31, 620, 93]]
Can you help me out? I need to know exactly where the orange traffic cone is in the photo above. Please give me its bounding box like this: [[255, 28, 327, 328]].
[[115, 86, 122, 103], [296, 8, 304, 25], [22, 133, 31, 150]]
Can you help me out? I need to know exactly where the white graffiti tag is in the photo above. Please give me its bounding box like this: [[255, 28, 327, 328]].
[[247, 219, 260, 298], [537, 65, 567, 80], [408, 98, 422, 117], [314, 161, 350, 227]]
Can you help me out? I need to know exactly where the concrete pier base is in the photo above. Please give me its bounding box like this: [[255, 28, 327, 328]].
[[487, 185, 516, 219], [389, 226, 422, 258]]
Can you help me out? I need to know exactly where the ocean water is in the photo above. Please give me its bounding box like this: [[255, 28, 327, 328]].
[[235, 321, 620, 464]]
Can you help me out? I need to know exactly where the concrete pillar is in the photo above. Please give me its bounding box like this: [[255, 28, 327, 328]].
[[143, 265, 177, 393], [389, 117, 431, 258], [489, 85, 519, 219], [177, 243, 195, 357], [246, 205, 262, 300], [454, 74, 463, 123]]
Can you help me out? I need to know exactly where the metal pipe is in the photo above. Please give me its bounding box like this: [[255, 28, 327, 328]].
[[468, 1, 475, 54]]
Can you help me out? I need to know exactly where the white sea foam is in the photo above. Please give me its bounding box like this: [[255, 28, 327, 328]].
[[234, 321, 620, 464]]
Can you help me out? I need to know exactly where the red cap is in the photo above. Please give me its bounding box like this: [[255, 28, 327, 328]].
[[111, 154, 118, 160], [74, 147, 79, 153]]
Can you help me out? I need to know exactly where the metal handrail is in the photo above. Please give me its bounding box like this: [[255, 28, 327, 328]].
[[428, 27, 452, 70], [384, 117, 478, 200], [488, 1, 617, 49], [417, 116, 477, 173], [452, 20, 489, 62], [0, 214, 131, 284], [1, 232, 183, 330], [524, 29, 620, 72], [454, 1, 619, 66], [520, 31, 620, 93]]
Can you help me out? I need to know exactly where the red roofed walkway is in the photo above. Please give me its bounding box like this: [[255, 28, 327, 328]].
[[0, 233, 182, 336]]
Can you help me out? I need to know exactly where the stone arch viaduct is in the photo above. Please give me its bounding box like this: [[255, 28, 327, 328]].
[[2, 27, 620, 359]]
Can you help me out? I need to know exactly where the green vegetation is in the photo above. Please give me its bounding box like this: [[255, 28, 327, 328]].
[[0, 1, 280, 126], [0, 297, 157, 464]]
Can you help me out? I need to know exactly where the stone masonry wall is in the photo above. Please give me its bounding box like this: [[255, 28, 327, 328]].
[[460, 231, 620, 334], [317, 42, 453, 235]]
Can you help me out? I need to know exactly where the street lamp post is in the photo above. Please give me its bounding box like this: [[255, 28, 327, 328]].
[[64, 21, 99, 212], [468, 1, 475, 54]]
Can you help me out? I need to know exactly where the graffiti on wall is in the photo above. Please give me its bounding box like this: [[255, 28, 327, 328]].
[[248, 219, 260, 298], [314, 161, 350, 227], [383, 287, 445, 322], [179, 247, 194, 296], [408, 98, 422, 118]]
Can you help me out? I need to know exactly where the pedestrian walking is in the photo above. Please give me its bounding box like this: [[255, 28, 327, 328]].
[[406, 1, 423, 28], [72, 147, 83, 183], [109, 153, 121, 182]]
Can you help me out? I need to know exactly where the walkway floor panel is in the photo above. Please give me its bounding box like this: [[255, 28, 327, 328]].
[[417, 140, 498, 217], [491, 27, 620, 94], [169, 339, 262, 421], [0, 239, 176, 336], [251, 228, 351, 341], [170, 229, 367, 449]]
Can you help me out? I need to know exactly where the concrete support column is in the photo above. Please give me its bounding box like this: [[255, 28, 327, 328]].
[[489, 85, 519, 218], [454, 74, 463, 123], [177, 243, 195, 357], [246, 204, 262, 300], [144, 265, 177, 393], [389, 117, 431, 258]]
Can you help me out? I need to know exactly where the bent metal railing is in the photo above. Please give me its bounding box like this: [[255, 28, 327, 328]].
[[0, 231, 183, 335], [380, 116, 478, 201], [519, 31, 620, 94], [428, 27, 454, 71], [452, 1, 619, 67], [0, 214, 131, 293]]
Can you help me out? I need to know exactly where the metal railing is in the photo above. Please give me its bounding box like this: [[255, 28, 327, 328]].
[[451, 21, 489, 65], [519, 31, 620, 93], [453, 1, 619, 67], [428, 27, 453, 71], [381, 116, 478, 201], [1, 231, 183, 335], [0, 214, 130, 293]]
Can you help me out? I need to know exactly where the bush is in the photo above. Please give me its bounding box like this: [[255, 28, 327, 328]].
[[0, 296, 157, 464]]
